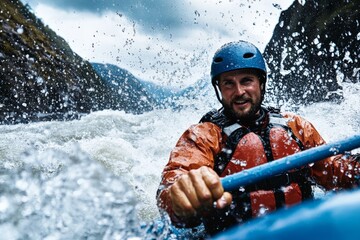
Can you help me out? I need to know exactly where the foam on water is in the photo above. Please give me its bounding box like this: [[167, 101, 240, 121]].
[[296, 82, 360, 144]]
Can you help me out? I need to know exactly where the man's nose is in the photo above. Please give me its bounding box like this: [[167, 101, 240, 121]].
[[234, 82, 245, 95]]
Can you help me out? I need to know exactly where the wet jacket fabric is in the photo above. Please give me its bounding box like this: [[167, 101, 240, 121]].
[[156, 107, 360, 234]]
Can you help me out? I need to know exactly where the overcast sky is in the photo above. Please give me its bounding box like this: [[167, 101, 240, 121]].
[[20, 0, 293, 87]]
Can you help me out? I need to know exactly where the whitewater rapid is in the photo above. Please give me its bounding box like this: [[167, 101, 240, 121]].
[[0, 82, 359, 239]]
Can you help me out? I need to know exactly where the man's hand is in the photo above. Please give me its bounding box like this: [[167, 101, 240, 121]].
[[169, 166, 232, 219]]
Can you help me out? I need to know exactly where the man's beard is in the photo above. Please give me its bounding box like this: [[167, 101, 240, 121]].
[[222, 97, 262, 123]]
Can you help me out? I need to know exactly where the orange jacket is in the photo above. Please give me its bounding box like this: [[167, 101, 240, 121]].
[[157, 109, 360, 228]]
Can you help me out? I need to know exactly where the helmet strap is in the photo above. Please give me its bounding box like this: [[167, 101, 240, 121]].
[[212, 82, 222, 103], [261, 82, 266, 102]]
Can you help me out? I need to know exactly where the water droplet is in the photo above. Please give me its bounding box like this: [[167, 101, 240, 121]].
[[17, 27, 24, 34]]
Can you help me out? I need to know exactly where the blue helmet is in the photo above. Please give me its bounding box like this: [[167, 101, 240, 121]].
[[211, 40, 267, 85]]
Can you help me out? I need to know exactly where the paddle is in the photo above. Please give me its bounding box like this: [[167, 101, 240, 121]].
[[221, 134, 360, 191]]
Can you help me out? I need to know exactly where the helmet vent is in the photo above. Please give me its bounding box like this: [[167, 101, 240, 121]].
[[214, 57, 223, 63], [243, 52, 254, 58]]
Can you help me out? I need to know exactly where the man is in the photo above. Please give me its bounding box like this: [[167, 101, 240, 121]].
[[156, 40, 360, 236]]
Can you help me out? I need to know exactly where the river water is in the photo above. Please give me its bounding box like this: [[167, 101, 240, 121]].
[[0, 82, 359, 239]]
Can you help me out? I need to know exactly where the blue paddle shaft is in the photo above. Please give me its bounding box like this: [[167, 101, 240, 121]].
[[221, 134, 360, 191]]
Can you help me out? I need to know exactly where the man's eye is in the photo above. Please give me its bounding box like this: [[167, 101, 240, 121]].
[[223, 81, 233, 86], [242, 78, 251, 83]]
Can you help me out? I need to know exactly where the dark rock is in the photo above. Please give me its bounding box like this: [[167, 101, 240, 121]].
[[0, 0, 115, 123], [264, 0, 360, 105]]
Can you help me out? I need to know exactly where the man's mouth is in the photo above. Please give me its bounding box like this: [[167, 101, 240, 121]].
[[234, 100, 247, 104], [232, 98, 249, 106]]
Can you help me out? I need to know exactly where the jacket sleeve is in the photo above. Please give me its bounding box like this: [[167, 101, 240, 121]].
[[156, 122, 223, 227], [285, 113, 360, 190]]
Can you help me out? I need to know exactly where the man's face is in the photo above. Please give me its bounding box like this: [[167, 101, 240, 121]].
[[218, 70, 263, 121]]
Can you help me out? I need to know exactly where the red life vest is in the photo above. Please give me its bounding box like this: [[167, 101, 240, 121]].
[[200, 107, 313, 234]]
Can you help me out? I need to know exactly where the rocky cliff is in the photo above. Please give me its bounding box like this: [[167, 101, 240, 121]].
[[0, 0, 116, 123], [264, 0, 359, 105]]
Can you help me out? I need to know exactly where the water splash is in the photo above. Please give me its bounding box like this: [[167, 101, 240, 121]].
[[0, 146, 140, 239]]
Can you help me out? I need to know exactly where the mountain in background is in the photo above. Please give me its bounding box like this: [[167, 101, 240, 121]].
[[91, 62, 214, 111], [91, 63, 155, 113], [91, 63, 175, 111]]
